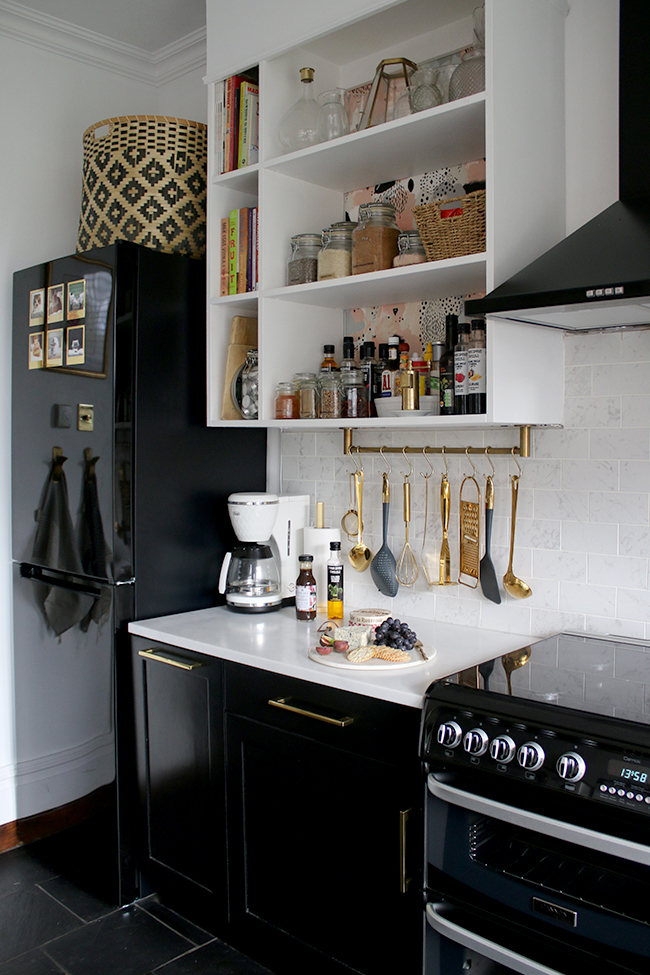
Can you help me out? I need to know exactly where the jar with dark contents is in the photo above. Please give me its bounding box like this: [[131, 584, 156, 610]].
[[295, 554, 317, 620], [275, 381, 299, 419], [352, 203, 400, 275], [341, 368, 368, 418], [319, 374, 341, 418], [287, 233, 321, 286]]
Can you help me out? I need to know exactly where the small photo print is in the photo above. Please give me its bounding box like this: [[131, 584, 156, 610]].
[[66, 325, 85, 365], [67, 279, 86, 320], [46, 328, 64, 367], [47, 284, 64, 323], [29, 331, 44, 369], [29, 289, 45, 326]]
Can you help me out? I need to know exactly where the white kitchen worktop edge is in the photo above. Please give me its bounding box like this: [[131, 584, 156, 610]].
[[129, 606, 539, 709]]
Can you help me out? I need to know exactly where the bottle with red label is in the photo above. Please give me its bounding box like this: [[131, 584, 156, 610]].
[[453, 322, 470, 415], [467, 319, 486, 414], [295, 554, 316, 620]]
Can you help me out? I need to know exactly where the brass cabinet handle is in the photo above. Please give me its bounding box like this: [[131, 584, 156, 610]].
[[138, 648, 204, 671], [268, 696, 354, 727], [399, 808, 412, 893]]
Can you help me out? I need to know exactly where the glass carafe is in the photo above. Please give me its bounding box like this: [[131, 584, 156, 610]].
[[317, 89, 349, 142], [226, 545, 281, 599], [449, 5, 485, 101], [278, 67, 321, 152]]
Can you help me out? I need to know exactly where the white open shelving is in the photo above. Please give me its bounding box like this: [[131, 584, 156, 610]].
[[206, 0, 568, 432]]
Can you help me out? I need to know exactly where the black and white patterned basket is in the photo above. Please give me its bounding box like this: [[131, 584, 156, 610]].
[[77, 115, 207, 259]]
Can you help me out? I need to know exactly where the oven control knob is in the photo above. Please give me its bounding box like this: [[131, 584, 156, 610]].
[[556, 752, 586, 783], [517, 741, 545, 771], [463, 728, 489, 756], [489, 735, 516, 763], [436, 721, 462, 749]]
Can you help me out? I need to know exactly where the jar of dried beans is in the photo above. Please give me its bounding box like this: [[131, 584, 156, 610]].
[[319, 374, 341, 418], [317, 223, 354, 280], [352, 203, 399, 275], [287, 233, 321, 286]]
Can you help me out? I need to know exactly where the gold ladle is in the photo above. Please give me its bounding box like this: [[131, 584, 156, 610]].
[[348, 469, 372, 571], [503, 469, 532, 600], [501, 647, 532, 695]]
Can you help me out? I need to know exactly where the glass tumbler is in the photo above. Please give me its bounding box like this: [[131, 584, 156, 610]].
[[316, 90, 349, 142]]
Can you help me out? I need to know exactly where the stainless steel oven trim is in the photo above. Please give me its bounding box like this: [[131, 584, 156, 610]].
[[426, 902, 563, 975], [427, 774, 650, 866]]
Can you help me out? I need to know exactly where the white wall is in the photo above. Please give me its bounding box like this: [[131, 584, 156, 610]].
[[0, 32, 206, 826]]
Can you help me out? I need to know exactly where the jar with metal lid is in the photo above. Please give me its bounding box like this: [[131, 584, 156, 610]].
[[352, 203, 400, 275], [240, 350, 259, 419], [319, 373, 342, 418], [317, 225, 354, 280], [341, 368, 368, 418], [287, 234, 321, 286], [275, 381, 299, 419], [393, 230, 427, 267], [293, 372, 319, 419]]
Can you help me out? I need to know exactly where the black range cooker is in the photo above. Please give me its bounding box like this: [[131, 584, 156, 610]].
[[419, 632, 650, 975]]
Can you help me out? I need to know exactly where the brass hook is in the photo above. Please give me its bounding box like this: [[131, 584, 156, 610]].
[[441, 445, 449, 477], [485, 446, 496, 479], [420, 445, 434, 480], [511, 445, 523, 478], [465, 446, 478, 477], [380, 445, 391, 474], [356, 445, 364, 472], [346, 445, 362, 475], [400, 446, 413, 479]]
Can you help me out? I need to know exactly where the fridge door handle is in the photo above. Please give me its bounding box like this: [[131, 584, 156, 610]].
[[19, 562, 103, 598]]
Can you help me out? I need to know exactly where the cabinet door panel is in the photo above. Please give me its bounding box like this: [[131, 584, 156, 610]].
[[226, 714, 421, 974]]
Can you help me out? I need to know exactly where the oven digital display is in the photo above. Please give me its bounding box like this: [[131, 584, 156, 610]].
[[608, 760, 650, 784]]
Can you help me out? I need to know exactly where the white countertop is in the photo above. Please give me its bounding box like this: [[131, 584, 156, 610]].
[[129, 606, 539, 709]]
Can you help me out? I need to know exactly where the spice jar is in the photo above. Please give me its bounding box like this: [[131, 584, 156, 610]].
[[393, 230, 427, 267], [341, 368, 368, 418], [275, 381, 299, 419], [352, 203, 400, 275], [293, 372, 319, 419], [319, 374, 341, 418], [287, 233, 321, 286], [241, 350, 259, 419], [318, 224, 354, 280]]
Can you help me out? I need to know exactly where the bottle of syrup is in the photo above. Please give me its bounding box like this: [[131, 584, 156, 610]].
[[295, 554, 317, 620]]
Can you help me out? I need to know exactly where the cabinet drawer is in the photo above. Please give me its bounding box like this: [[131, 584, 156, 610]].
[[224, 660, 421, 766]]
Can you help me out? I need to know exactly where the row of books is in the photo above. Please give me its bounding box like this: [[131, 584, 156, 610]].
[[214, 72, 259, 175], [221, 208, 259, 295]]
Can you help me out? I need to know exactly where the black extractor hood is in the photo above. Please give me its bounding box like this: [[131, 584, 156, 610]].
[[466, 0, 650, 331]]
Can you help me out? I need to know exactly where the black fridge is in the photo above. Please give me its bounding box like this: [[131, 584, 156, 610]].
[[11, 242, 266, 905]]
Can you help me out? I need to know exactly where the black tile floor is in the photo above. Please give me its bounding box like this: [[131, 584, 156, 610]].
[[0, 845, 273, 975]]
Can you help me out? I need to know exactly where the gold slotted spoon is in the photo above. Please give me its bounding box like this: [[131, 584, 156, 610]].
[[420, 447, 438, 587], [396, 449, 419, 587]]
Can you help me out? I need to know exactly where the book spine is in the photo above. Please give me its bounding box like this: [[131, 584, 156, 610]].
[[254, 208, 259, 291], [238, 85, 248, 169], [250, 91, 259, 166], [220, 217, 229, 296], [238, 207, 249, 294], [213, 81, 224, 176], [228, 209, 238, 294], [232, 86, 241, 171], [247, 207, 254, 291]]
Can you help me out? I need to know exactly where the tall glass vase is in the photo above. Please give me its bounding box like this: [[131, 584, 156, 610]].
[[278, 67, 321, 152], [449, 5, 485, 101]]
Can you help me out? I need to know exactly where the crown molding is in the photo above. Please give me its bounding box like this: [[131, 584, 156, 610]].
[[0, 0, 206, 86]]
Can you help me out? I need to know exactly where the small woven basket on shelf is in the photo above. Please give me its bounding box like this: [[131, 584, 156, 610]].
[[412, 190, 486, 262], [77, 115, 208, 259]]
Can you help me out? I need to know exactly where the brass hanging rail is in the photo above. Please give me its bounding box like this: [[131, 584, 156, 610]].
[[343, 425, 532, 458]]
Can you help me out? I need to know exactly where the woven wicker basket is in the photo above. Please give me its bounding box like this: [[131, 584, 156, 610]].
[[412, 190, 486, 262], [77, 115, 208, 259]]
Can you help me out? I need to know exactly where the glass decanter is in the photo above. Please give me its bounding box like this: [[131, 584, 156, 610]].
[[278, 67, 321, 151], [449, 5, 485, 101], [316, 89, 349, 142], [410, 65, 444, 112]]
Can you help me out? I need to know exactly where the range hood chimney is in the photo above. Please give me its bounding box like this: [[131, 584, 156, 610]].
[[466, 0, 650, 331]]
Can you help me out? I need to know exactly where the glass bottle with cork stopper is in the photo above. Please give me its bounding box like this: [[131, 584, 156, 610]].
[[295, 554, 317, 620]]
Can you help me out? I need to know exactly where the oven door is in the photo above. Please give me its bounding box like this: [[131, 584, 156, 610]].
[[425, 773, 650, 975]]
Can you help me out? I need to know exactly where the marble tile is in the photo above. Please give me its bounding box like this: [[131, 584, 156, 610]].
[[616, 587, 650, 623], [585, 674, 645, 713], [561, 521, 618, 555], [533, 428, 590, 459], [619, 460, 650, 492], [614, 646, 650, 682], [587, 553, 647, 589], [589, 491, 649, 526], [479, 601, 531, 634], [315, 430, 345, 456], [564, 365, 592, 397], [530, 608, 586, 637], [514, 519, 561, 551], [592, 362, 650, 397], [585, 616, 646, 640], [533, 550, 586, 583], [619, 524, 650, 558], [518, 459, 562, 488], [298, 455, 337, 481], [564, 331, 622, 366], [590, 428, 649, 460], [621, 395, 650, 428], [433, 594, 481, 627], [559, 581, 616, 618], [534, 489, 589, 522], [280, 432, 316, 456], [281, 455, 299, 482], [621, 329, 650, 363], [563, 396, 621, 429], [562, 458, 618, 492]]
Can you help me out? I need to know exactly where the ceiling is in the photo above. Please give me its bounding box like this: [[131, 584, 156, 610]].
[[12, 0, 206, 52]]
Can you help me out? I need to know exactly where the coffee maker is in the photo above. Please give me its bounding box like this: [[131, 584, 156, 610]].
[[219, 492, 309, 612]]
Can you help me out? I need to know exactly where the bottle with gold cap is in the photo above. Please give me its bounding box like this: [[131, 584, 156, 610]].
[[278, 67, 321, 152]]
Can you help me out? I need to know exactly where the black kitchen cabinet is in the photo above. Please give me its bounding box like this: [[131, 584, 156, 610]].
[[224, 662, 423, 975], [130, 636, 227, 933]]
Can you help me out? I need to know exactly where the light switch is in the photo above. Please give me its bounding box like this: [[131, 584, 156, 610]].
[[78, 404, 94, 431]]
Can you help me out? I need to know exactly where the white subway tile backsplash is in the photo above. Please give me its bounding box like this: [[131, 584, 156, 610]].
[[620, 329, 650, 363], [587, 554, 648, 589], [559, 581, 617, 617], [534, 428, 589, 459], [565, 330, 622, 366], [616, 587, 650, 623], [590, 428, 649, 460], [562, 459, 618, 492], [534, 489, 589, 522], [515, 519, 561, 551], [533, 550, 587, 583], [563, 396, 621, 429], [592, 362, 650, 397], [531, 608, 586, 637], [562, 521, 618, 554], [564, 365, 592, 397], [619, 524, 650, 558], [620, 460, 650, 492], [590, 491, 649, 525], [622, 396, 650, 428]]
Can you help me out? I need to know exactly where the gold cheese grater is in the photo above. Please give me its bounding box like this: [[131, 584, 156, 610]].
[[458, 459, 481, 588]]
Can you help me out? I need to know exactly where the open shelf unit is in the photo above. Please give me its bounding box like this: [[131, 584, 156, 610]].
[[206, 0, 568, 431]]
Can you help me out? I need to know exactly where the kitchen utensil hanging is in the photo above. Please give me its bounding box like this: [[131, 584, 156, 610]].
[[431, 447, 455, 586], [396, 448, 418, 587], [370, 448, 399, 597], [458, 448, 481, 589], [419, 447, 438, 587], [341, 452, 362, 540], [348, 456, 372, 571], [479, 447, 501, 604], [503, 448, 532, 599]]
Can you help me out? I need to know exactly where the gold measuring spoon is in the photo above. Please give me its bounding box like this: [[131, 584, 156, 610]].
[[348, 469, 372, 571]]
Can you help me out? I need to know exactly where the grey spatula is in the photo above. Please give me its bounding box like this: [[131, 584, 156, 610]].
[[479, 474, 501, 604], [370, 473, 399, 597]]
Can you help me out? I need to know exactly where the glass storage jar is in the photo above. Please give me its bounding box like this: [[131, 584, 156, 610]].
[[352, 203, 400, 275], [318, 224, 354, 280], [393, 230, 427, 267], [240, 350, 259, 419], [275, 382, 299, 419], [319, 374, 342, 418], [287, 234, 321, 286], [293, 372, 319, 419], [341, 368, 368, 418]]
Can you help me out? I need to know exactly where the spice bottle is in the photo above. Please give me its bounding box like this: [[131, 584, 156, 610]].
[[320, 345, 338, 372], [352, 203, 400, 274], [467, 319, 486, 414], [293, 372, 319, 419], [287, 233, 321, 286], [454, 322, 471, 415], [340, 336, 356, 371], [319, 374, 341, 418], [440, 314, 457, 416], [341, 369, 368, 418], [295, 554, 317, 620], [275, 381, 299, 419], [326, 541, 344, 619], [317, 225, 354, 280]]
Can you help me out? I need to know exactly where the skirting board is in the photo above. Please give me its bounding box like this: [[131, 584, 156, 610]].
[[0, 782, 114, 854]]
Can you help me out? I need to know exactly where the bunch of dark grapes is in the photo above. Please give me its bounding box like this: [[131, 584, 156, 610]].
[[374, 618, 417, 651]]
